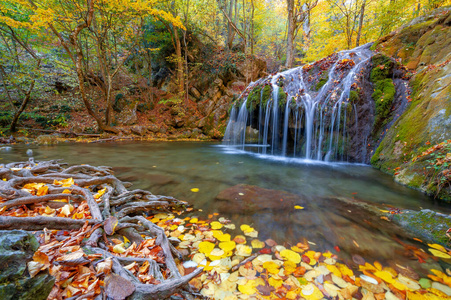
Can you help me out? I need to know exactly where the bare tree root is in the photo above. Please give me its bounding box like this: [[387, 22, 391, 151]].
[[0, 158, 201, 299]]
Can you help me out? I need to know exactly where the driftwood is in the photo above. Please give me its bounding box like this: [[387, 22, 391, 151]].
[[0, 158, 202, 299]]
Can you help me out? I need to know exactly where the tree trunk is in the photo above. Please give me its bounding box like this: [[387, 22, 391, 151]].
[[227, 0, 236, 48], [356, 0, 366, 47], [173, 28, 184, 97], [10, 92, 32, 133], [286, 0, 295, 68]]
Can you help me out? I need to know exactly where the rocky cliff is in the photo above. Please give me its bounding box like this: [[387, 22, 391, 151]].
[[370, 7, 451, 201]]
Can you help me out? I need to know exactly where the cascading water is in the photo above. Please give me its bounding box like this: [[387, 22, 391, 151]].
[[223, 43, 373, 162]]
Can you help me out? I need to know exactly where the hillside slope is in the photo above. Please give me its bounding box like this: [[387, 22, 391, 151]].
[[371, 7, 451, 200]]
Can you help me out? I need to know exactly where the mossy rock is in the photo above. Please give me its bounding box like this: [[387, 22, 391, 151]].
[[246, 86, 262, 111], [373, 79, 396, 119], [315, 74, 329, 91], [0, 230, 54, 300], [277, 88, 287, 107], [393, 209, 451, 246], [349, 90, 360, 104], [261, 85, 272, 107], [370, 54, 394, 82]]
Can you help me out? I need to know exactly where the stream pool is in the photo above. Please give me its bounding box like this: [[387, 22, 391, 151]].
[[2, 141, 450, 275]]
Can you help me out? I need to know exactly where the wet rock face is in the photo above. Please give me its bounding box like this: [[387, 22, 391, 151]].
[[0, 230, 54, 300], [215, 184, 304, 214]]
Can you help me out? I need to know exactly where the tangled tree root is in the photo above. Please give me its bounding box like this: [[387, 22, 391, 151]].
[[0, 159, 203, 299]]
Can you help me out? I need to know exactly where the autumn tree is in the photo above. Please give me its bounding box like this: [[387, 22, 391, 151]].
[[285, 0, 318, 68], [0, 0, 43, 132], [23, 0, 184, 132]]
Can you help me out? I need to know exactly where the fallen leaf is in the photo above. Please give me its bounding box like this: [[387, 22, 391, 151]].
[[104, 273, 135, 300]]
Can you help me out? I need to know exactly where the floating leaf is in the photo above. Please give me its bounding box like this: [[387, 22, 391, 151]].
[[198, 241, 215, 254], [238, 279, 258, 295], [429, 248, 451, 259], [251, 239, 265, 249], [210, 221, 223, 229], [294, 205, 304, 210], [240, 224, 254, 233], [280, 249, 301, 264], [262, 261, 280, 274], [428, 244, 447, 253], [219, 241, 236, 252], [190, 188, 199, 192], [236, 244, 252, 257]]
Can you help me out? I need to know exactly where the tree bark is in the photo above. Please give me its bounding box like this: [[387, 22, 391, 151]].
[[356, 0, 366, 47], [286, 0, 295, 68]]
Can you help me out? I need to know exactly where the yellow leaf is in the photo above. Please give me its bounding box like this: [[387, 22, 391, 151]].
[[428, 244, 447, 253], [189, 218, 198, 223], [251, 239, 265, 249], [190, 188, 199, 192], [44, 206, 55, 214], [236, 244, 252, 257], [61, 178, 74, 187], [380, 210, 390, 213], [262, 261, 280, 274], [294, 205, 304, 210], [94, 187, 107, 199], [374, 261, 382, 271], [60, 204, 74, 217], [219, 241, 236, 252], [326, 265, 342, 277], [429, 248, 451, 259], [374, 270, 394, 284], [212, 230, 231, 242], [198, 241, 215, 254], [37, 185, 48, 196], [337, 263, 354, 277], [238, 279, 257, 295], [280, 249, 301, 264], [240, 224, 254, 233], [268, 277, 283, 288], [210, 221, 223, 229], [62, 189, 71, 194], [113, 243, 126, 254]]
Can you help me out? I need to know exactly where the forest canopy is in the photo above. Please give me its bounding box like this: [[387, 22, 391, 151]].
[[0, 0, 450, 133]]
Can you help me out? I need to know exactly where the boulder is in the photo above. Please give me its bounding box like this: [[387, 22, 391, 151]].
[[215, 184, 304, 214], [147, 124, 160, 133], [130, 125, 147, 136], [114, 101, 138, 125], [0, 230, 54, 300]]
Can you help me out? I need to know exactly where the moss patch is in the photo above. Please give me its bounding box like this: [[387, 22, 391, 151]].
[[246, 86, 262, 111], [316, 75, 328, 91], [261, 85, 272, 107], [370, 54, 394, 82]]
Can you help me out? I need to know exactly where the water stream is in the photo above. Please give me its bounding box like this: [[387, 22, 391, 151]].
[[2, 141, 450, 275]]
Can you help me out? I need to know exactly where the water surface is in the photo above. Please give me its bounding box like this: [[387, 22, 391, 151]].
[[2, 141, 450, 275]]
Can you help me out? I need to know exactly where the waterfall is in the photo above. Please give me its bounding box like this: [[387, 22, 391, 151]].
[[223, 43, 373, 162]]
